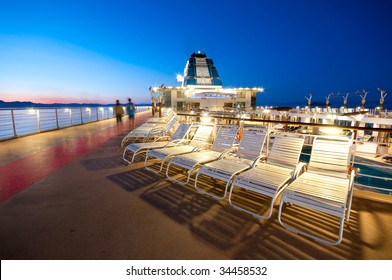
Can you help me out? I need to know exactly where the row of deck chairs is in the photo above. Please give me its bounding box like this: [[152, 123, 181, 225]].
[[122, 122, 355, 245]]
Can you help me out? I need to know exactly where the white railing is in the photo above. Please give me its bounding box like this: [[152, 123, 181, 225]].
[[0, 106, 150, 140]]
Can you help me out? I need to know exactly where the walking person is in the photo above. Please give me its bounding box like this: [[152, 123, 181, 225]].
[[114, 100, 124, 131], [126, 98, 136, 130]]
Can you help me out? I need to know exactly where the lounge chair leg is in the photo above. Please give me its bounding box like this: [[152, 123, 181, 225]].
[[166, 161, 197, 186], [194, 172, 226, 200], [228, 184, 275, 220], [278, 201, 345, 246]]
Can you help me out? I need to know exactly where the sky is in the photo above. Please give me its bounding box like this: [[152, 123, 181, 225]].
[[0, 0, 391, 107]]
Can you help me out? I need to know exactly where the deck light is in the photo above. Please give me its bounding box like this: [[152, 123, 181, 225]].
[[319, 127, 344, 135], [352, 114, 364, 121], [176, 74, 184, 83], [201, 116, 212, 123]]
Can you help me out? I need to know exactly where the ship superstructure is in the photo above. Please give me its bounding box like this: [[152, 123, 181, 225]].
[[150, 52, 264, 112]]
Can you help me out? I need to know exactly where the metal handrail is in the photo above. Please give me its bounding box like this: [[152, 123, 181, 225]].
[[0, 105, 150, 140]]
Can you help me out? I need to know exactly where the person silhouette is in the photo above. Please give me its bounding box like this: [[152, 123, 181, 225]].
[[113, 100, 124, 131], [126, 98, 136, 130]]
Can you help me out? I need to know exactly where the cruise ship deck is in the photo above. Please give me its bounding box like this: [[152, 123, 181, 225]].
[[1, 111, 391, 260]]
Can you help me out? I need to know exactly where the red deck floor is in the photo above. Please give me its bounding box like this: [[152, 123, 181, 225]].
[[0, 112, 151, 201]]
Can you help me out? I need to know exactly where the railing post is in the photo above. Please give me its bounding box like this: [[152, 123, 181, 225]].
[[11, 109, 17, 137], [80, 108, 83, 124], [37, 109, 41, 132], [55, 108, 59, 129]]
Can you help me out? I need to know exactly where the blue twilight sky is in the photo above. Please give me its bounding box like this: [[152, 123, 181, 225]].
[[0, 0, 391, 107]]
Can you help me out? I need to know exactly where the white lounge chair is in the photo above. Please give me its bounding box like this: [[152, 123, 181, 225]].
[[278, 136, 355, 245], [165, 125, 239, 185], [120, 114, 177, 146], [145, 108, 175, 124], [122, 122, 192, 165], [144, 124, 216, 174], [228, 134, 305, 219], [194, 126, 268, 200]]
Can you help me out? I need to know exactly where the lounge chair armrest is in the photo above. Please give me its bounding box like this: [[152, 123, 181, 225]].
[[251, 155, 266, 168], [218, 147, 237, 159], [219, 145, 240, 158], [148, 127, 166, 136], [151, 123, 166, 129], [348, 169, 355, 191], [166, 139, 190, 147], [176, 139, 191, 146], [345, 169, 356, 221], [230, 145, 240, 151], [204, 143, 212, 149], [293, 162, 307, 179], [151, 135, 170, 142], [147, 132, 165, 139]]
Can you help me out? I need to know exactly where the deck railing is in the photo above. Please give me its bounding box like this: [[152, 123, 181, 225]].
[[0, 106, 149, 140]]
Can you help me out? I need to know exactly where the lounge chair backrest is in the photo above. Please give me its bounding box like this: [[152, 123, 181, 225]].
[[170, 123, 192, 141], [267, 134, 305, 169], [150, 116, 178, 134], [236, 127, 267, 160], [189, 125, 215, 149], [210, 125, 238, 152], [165, 117, 179, 135], [164, 110, 176, 121], [307, 136, 352, 179]]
